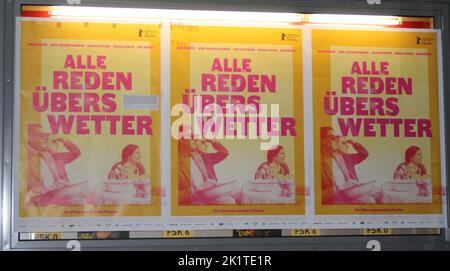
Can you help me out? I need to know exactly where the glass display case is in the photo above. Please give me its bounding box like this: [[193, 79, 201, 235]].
[[1, 0, 450, 251]]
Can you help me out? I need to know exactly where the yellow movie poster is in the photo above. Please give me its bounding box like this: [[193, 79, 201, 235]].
[[170, 25, 305, 217], [16, 20, 161, 224], [312, 28, 446, 225]]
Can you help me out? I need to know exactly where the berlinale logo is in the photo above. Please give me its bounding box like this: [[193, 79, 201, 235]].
[[416, 36, 435, 45], [281, 32, 299, 41], [138, 29, 157, 38]]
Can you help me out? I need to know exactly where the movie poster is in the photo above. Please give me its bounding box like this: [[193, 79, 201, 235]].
[[311, 27, 447, 227], [15, 19, 161, 230], [170, 24, 306, 223]]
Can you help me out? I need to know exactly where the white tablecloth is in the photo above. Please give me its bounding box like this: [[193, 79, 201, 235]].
[[241, 182, 295, 204], [381, 182, 432, 204], [94, 185, 150, 205]]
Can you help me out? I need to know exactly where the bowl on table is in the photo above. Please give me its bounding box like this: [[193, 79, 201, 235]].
[[415, 178, 431, 196], [415, 178, 431, 187], [278, 179, 295, 197], [102, 180, 134, 193], [133, 179, 150, 198], [249, 179, 278, 192], [388, 180, 415, 192], [278, 178, 294, 189]]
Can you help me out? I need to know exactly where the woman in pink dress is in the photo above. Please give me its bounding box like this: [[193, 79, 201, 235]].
[[108, 144, 147, 197], [393, 146, 427, 180], [254, 145, 293, 197], [254, 145, 291, 180], [393, 146, 429, 197], [108, 144, 145, 180]]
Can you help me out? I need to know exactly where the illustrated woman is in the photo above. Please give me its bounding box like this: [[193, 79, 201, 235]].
[[108, 144, 146, 180], [393, 146, 427, 180], [254, 145, 291, 180]]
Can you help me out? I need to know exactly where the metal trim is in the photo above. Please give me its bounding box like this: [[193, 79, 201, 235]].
[[2, 0, 15, 252], [0, 0, 5, 253]]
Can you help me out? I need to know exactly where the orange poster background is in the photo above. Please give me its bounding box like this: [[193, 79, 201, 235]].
[[170, 25, 305, 216], [312, 29, 442, 215], [19, 21, 161, 217]]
